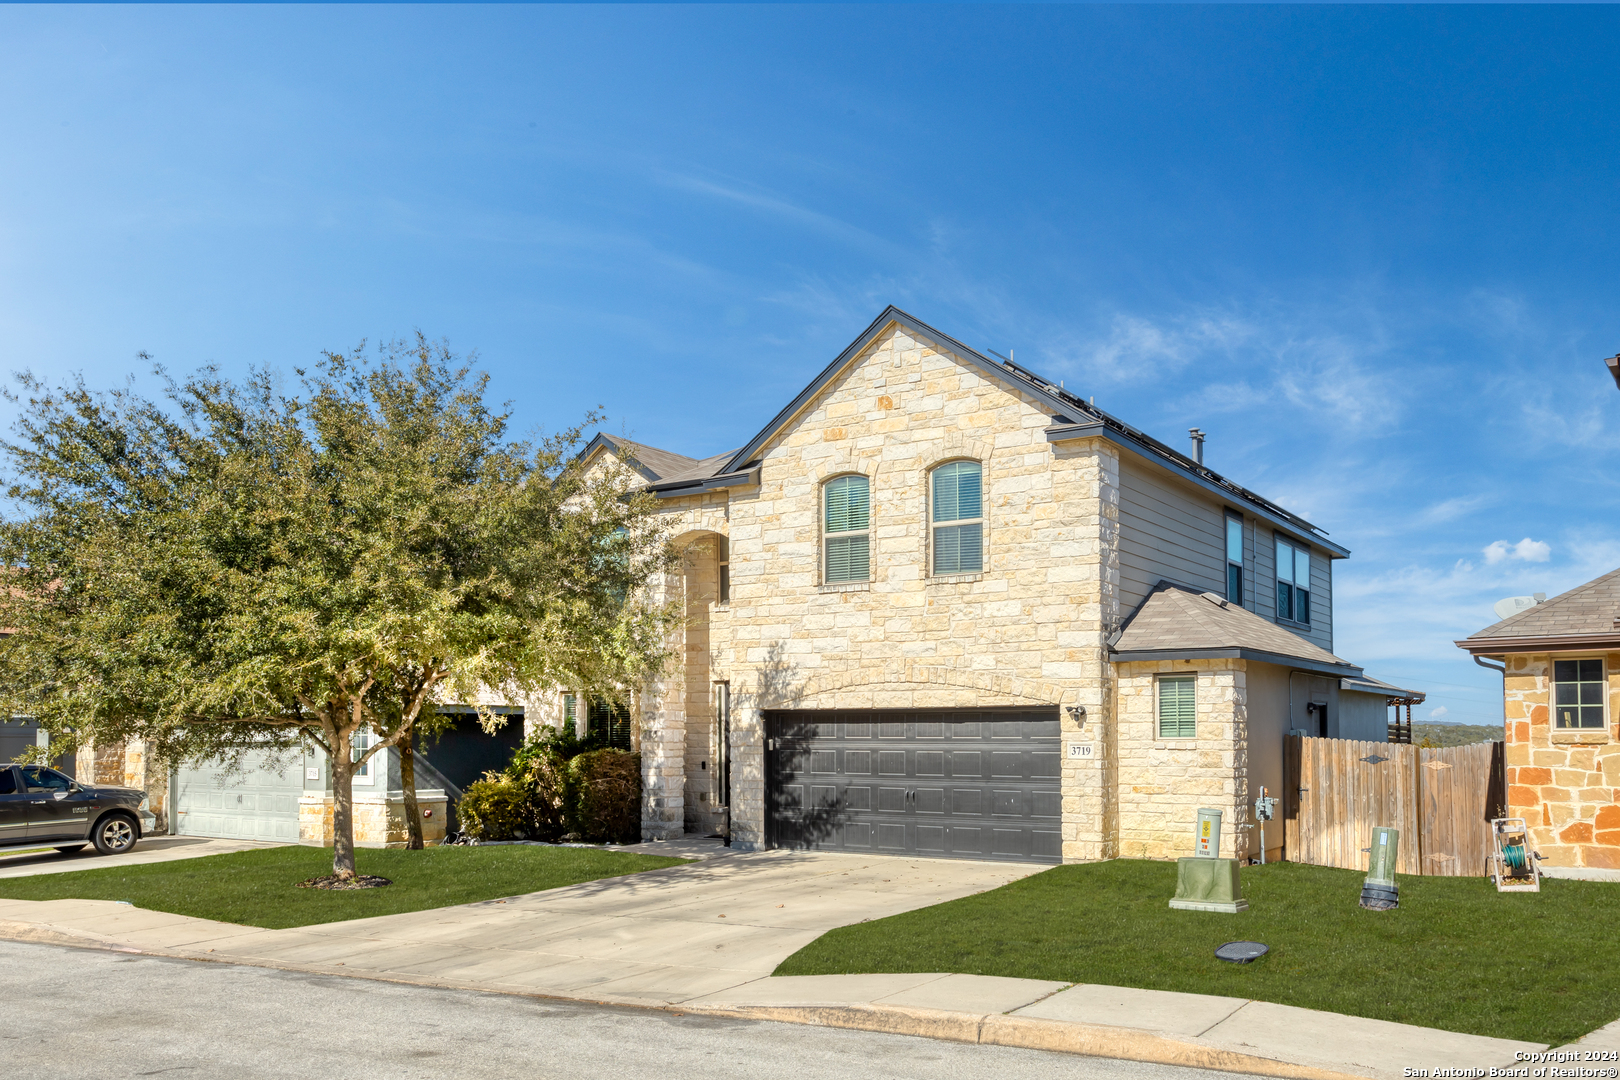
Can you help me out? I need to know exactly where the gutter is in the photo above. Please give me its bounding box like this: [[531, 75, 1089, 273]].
[[647, 467, 761, 499], [1109, 646, 1361, 680], [1455, 633, 1620, 654]]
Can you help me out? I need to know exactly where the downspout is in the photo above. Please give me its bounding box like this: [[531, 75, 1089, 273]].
[[1475, 654, 1507, 727]]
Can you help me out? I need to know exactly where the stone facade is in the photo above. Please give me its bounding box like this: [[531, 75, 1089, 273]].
[[590, 319, 1323, 863], [1114, 660, 1251, 860], [1502, 652, 1620, 871], [75, 739, 170, 834], [298, 791, 449, 848]]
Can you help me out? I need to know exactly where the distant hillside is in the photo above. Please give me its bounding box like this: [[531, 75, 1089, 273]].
[[1412, 722, 1503, 747]]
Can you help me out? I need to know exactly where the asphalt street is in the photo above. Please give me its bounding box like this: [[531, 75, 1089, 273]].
[[0, 939, 1266, 1080]]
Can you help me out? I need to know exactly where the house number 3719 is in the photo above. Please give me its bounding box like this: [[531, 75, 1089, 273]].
[[1067, 743, 1094, 759]]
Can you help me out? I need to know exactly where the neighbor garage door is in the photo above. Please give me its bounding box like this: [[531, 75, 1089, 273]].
[[174, 752, 303, 842], [764, 708, 1061, 863]]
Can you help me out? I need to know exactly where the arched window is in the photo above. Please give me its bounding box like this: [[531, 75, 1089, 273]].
[[931, 461, 983, 574], [823, 474, 870, 583]]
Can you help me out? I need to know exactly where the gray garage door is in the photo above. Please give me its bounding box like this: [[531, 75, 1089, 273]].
[[764, 708, 1061, 863], [174, 753, 303, 842]]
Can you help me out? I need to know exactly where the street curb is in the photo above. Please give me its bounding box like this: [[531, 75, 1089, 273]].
[[686, 1003, 1366, 1080], [0, 921, 1377, 1079]]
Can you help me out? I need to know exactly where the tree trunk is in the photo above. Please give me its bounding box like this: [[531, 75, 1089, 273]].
[[400, 734, 424, 850], [330, 735, 357, 879]]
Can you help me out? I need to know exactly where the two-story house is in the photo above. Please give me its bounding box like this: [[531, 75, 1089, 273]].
[[583, 307, 1419, 865]]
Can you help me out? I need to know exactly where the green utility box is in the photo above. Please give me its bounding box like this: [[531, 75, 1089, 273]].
[[1169, 856, 1248, 913], [1359, 826, 1400, 910], [1170, 807, 1248, 913]]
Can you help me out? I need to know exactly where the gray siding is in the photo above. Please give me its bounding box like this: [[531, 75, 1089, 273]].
[[1337, 690, 1390, 743], [1254, 524, 1335, 654], [1116, 456, 1335, 654], [1117, 458, 1225, 613]]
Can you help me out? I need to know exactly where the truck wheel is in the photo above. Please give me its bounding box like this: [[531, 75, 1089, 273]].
[[92, 814, 138, 856]]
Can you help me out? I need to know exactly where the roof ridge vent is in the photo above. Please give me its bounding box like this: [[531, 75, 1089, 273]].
[[1199, 591, 1229, 609]]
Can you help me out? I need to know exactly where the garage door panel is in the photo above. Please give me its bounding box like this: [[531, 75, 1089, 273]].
[[174, 752, 301, 842], [766, 707, 1061, 865]]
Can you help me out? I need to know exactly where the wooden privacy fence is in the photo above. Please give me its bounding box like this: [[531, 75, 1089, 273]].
[[1283, 736, 1505, 876]]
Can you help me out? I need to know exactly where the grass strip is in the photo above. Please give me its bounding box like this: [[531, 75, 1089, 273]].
[[775, 859, 1620, 1045], [0, 844, 688, 929]]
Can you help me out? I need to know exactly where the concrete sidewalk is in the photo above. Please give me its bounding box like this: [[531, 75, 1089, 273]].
[[0, 844, 1592, 1080]]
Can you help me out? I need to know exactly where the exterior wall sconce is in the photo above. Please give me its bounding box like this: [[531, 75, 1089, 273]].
[[1066, 705, 1087, 726]]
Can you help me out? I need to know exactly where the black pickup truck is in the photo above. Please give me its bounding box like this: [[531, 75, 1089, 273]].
[[0, 763, 158, 856]]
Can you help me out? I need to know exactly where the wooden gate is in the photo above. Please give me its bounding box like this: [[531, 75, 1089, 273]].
[[1284, 736, 1504, 876]]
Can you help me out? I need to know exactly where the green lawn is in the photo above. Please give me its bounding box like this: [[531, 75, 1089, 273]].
[[0, 844, 689, 929], [776, 859, 1620, 1046]]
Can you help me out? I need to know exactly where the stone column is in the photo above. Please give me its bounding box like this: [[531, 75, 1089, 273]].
[[1055, 438, 1120, 863], [728, 701, 765, 850]]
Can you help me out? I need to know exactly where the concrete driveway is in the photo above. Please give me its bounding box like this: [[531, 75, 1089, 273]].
[[0, 835, 283, 879], [0, 844, 1043, 1004]]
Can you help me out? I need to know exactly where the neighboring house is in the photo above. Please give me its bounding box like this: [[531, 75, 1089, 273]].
[[581, 306, 1420, 864], [1456, 567, 1620, 874]]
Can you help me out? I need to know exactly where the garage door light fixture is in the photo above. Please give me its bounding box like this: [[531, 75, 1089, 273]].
[[1065, 705, 1086, 726]]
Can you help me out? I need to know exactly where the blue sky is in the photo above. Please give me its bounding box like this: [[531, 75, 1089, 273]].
[[2, 6, 1617, 725]]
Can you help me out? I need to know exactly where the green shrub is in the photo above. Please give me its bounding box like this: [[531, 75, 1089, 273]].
[[510, 743, 572, 842], [456, 771, 531, 841], [457, 731, 642, 845], [568, 749, 641, 844]]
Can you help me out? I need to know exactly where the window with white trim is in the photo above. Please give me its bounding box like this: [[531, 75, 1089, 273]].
[[1158, 675, 1197, 739], [1275, 536, 1311, 625], [1225, 513, 1245, 606], [1554, 659, 1606, 730], [352, 725, 375, 785], [931, 460, 983, 575], [823, 475, 870, 584]]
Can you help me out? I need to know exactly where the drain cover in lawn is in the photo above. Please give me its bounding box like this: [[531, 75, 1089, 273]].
[[1214, 941, 1268, 963]]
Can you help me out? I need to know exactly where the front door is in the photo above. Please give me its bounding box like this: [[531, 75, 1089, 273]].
[[20, 766, 87, 841], [0, 766, 31, 844]]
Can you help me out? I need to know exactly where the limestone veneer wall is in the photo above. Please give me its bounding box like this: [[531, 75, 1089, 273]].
[[641, 324, 1119, 858], [1502, 652, 1620, 870], [1114, 659, 1251, 860], [298, 792, 448, 848], [75, 739, 170, 834]]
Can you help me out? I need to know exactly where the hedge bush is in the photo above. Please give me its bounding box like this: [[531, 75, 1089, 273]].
[[569, 749, 641, 844], [455, 772, 532, 841], [456, 732, 641, 845]]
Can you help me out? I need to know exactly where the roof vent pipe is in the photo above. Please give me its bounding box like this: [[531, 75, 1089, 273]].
[[1189, 428, 1206, 465]]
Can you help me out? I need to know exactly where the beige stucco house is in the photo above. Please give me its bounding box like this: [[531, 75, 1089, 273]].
[[583, 307, 1418, 865]]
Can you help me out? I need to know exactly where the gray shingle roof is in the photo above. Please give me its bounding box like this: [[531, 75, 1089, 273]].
[[592, 435, 701, 483], [1112, 582, 1357, 672], [1460, 566, 1620, 645]]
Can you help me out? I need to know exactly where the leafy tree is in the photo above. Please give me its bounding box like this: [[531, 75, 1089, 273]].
[[0, 336, 674, 877]]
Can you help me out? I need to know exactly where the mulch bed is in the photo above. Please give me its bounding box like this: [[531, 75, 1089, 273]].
[[295, 874, 393, 891]]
